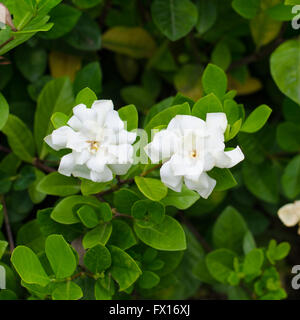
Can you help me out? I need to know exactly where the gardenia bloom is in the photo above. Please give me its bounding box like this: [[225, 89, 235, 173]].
[[144, 113, 244, 198], [278, 201, 300, 235], [45, 100, 136, 182]]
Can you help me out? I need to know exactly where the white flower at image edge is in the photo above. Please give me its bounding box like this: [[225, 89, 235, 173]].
[[278, 201, 300, 235], [145, 113, 244, 199], [45, 100, 136, 182]]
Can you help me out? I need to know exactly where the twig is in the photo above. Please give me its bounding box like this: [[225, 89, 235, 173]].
[[33, 158, 56, 173], [0, 195, 15, 253], [112, 207, 133, 219], [98, 0, 112, 27], [0, 144, 57, 173], [0, 36, 14, 50]]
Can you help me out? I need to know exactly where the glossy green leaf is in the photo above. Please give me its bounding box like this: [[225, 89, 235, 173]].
[[134, 177, 168, 201]]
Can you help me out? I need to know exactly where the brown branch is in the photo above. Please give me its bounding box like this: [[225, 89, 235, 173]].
[[0, 36, 14, 51], [33, 158, 56, 173], [112, 207, 133, 219], [0, 144, 57, 173], [0, 195, 15, 253]]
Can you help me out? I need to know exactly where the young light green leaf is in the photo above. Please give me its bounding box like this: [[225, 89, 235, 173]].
[[240, 105, 272, 133], [0, 92, 9, 130], [134, 215, 186, 251], [202, 64, 227, 99], [74, 62, 102, 95], [192, 93, 223, 120], [11, 246, 50, 287], [82, 223, 112, 249], [37, 172, 81, 196], [2, 114, 35, 163], [134, 177, 168, 201], [109, 245, 142, 291], [52, 281, 83, 300], [151, 0, 198, 41], [45, 234, 77, 279]]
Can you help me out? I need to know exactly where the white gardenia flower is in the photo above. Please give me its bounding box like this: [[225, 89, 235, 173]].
[[144, 113, 244, 198], [45, 100, 136, 182], [278, 201, 300, 235]]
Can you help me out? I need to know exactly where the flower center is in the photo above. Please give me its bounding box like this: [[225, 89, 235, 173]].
[[87, 140, 100, 154], [190, 150, 197, 158]]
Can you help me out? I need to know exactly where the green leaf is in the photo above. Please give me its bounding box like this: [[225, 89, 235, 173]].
[[94, 275, 115, 300], [212, 206, 248, 254], [195, 0, 217, 34], [0, 92, 9, 130], [80, 179, 110, 196], [114, 188, 140, 214], [40, 4, 81, 39], [138, 271, 160, 289], [134, 177, 168, 201], [84, 245, 111, 274], [205, 249, 237, 284], [51, 112, 69, 129], [250, 1, 282, 48], [232, 0, 260, 19], [75, 87, 97, 108], [282, 155, 300, 199], [240, 105, 272, 133], [266, 240, 291, 264], [118, 104, 138, 131], [37, 172, 80, 196], [2, 114, 35, 163], [11, 246, 50, 287], [121, 86, 155, 112], [102, 27, 157, 58], [37, 0, 63, 16], [45, 234, 77, 279], [243, 231, 256, 254], [134, 215, 186, 251], [0, 240, 8, 259], [202, 64, 227, 99], [28, 169, 47, 204], [74, 62, 102, 95], [34, 77, 74, 158], [276, 122, 300, 152], [192, 93, 223, 120], [266, 3, 295, 21], [82, 223, 112, 249], [160, 185, 200, 210], [151, 0, 198, 41], [52, 281, 83, 300], [109, 245, 142, 291], [211, 41, 232, 70], [77, 205, 99, 228], [145, 102, 191, 135], [72, 0, 102, 9], [108, 220, 137, 250], [208, 168, 237, 191], [243, 248, 264, 276], [66, 13, 101, 51], [242, 161, 280, 204], [13, 165, 36, 191], [15, 45, 47, 82], [51, 195, 101, 224]]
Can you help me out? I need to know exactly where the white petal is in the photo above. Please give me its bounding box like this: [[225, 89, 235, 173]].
[[214, 147, 244, 168], [160, 160, 183, 192], [184, 172, 216, 199], [45, 126, 74, 151], [144, 129, 180, 163], [278, 203, 300, 227], [167, 115, 206, 134], [67, 115, 82, 131], [206, 113, 228, 134], [224, 146, 244, 167], [91, 100, 114, 125], [73, 104, 95, 122], [72, 165, 92, 180], [170, 153, 204, 177], [90, 166, 113, 182], [117, 130, 137, 145], [58, 153, 75, 176], [86, 154, 107, 172], [105, 110, 124, 131], [66, 132, 87, 152], [73, 150, 90, 165], [109, 163, 132, 175]]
